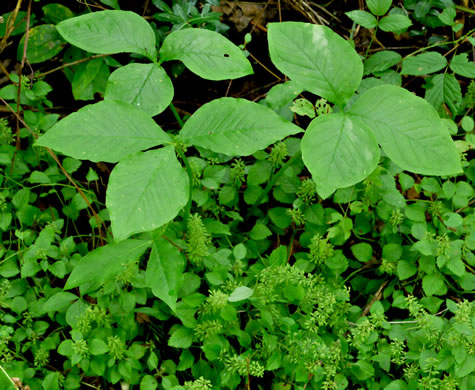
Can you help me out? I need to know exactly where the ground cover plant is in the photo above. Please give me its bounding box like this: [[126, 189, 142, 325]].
[[0, 0, 474, 389]]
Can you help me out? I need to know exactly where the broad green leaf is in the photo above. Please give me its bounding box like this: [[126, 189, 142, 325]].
[[366, 0, 392, 16], [42, 4, 74, 24], [57, 10, 156, 59], [401, 52, 447, 75], [89, 339, 109, 355], [35, 100, 170, 163], [17, 25, 65, 64], [168, 326, 193, 348], [351, 243, 373, 262], [43, 292, 78, 313], [0, 11, 32, 37], [268, 22, 363, 106], [345, 10, 377, 29], [450, 53, 475, 79], [178, 98, 301, 156], [364, 50, 402, 75], [105, 63, 174, 116], [422, 273, 447, 296], [425, 73, 462, 117], [228, 286, 254, 302], [145, 237, 185, 312], [350, 85, 462, 176], [71, 58, 103, 101], [397, 260, 417, 280], [140, 375, 158, 390], [106, 147, 189, 240], [159, 28, 253, 80], [378, 14, 412, 32], [265, 81, 303, 110], [301, 113, 380, 199], [64, 239, 151, 293]]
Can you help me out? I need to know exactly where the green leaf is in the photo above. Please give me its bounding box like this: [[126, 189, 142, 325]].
[[168, 327, 193, 348], [401, 52, 447, 75], [349, 85, 462, 176], [290, 98, 315, 118], [364, 50, 402, 76], [17, 25, 65, 64], [422, 273, 447, 296], [159, 28, 253, 80], [107, 147, 189, 240], [228, 286, 254, 302], [140, 375, 158, 390], [178, 98, 301, 156], [425, 73, 462, 117], [351, 360, 375, 380], [145, 237, 185, 312], [43, 292, 78, 313], [366, 0, 392, 16], [268, 22, 363, 106], [249, 223, 272, 240], [351, 243, 373, 262], [57, 10, 156, 58], [345, 10, 378, 28], [378, 14, 412, 32], [105, 63, 174, 116], [35, 100, 170, 163], [64, 239, 151, 293], [42, 4, 74, 24], [301, 113, 380, 198], [89, 339, 109, 355], [397, 260, 417, 280], [450, 53, 475, 78]]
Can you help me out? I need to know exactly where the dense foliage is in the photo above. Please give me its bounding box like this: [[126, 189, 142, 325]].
[[0, 0, 474, 389]]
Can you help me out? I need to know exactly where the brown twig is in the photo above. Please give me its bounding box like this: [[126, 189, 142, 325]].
[[0, 0, 23, 55], [360, 280, 388, 318], [37, 54, 109, 78]]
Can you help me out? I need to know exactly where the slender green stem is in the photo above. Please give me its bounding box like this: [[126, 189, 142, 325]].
[[176, 146, 193, 228], [456, 5, 475, 14], [247, 151, 302, 217], [365, 24, 378, 58], [169, 103, 185, 128]]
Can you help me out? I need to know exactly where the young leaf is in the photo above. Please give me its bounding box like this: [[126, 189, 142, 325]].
[[268, 22, 363, 106], [178, 98, 301, 156], [64, 239, 151, 293], [35, 100, 171, 163], [366, 0, 392, 16], [159, 28, 253, 80], [401, 52, 447, 75], [56, 10, 156, 59], [228, 286, 254, 302], [378, 14, 412, 32], [449, 53, 475, 79], [301, 113, 380, 199], [145, 237, 185, 312], [106, 147, 189, 241], [345, 10, 378, 29], [105, 63, 174, 116], [364, 50, 402, 75], [424, 73, 462, 117], [349, 85, 462, 176]]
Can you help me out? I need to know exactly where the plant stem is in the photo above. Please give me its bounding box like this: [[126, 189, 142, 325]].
[[175, 144, 193, 228], [247, 151, 302, 217], [169, 103, 185, 128]]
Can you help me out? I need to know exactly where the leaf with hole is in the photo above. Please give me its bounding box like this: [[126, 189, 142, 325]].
[[159, 28, 253, 80]]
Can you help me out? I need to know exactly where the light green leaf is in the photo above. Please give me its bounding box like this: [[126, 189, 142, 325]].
[[159, 28, 253, 80], [249, 223, 272, 240], [301, 113, 380, 199], [378, 14, 412, 32], [290, 98, 315, 118], [351, 243, 373, 262], [345, 10, 378, 29], [397, 260, 417, 280], [450, 53, 475, 79], [57, 10, 156, 59], [178, 98, 301, 156], [89, 339, 109, 355], [364, 50, 402, 75], [268, 22, 363, 106], [105, 63, 174, 116], [168, 326, 193, 348], [106, 147, 189, 241], [401, 52, 447, 75], [145, 237, 185, 312], [64, 239, 151, 293], [265, 81, 303, 111], [140, 375, 158, 390], [228, 286, 254, 302], [350, 85, 462, 176], [366, 0, 392, 16], [17, 25, 65, 64], [43, 292, 78, 313], [35, 100, 170, 163], [425, 73, 462, 117], [422, 273, 447, 296]]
